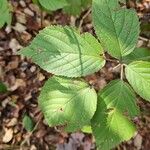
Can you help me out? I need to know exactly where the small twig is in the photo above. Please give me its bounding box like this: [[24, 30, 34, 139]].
[[79, 8, 92, 30], [40, 10, 43, 28], [70, 16, 76, 27], [105, 58, 119, 63], [112, 64, 121, 71], [103, 54, 119, 63], [139, 36, 149, 42]]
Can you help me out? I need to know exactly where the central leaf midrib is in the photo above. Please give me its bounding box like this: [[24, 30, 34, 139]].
[[39, 31, 101, 58], [101, 0, 122, 57], [31, 45, 101, 60]]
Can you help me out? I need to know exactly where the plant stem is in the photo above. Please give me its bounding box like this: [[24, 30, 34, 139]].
[[70, 16, 76, 27], [103, 54, 119, 63], [120, 64, 124, 80], [40, 10, 43, 28], [112, 64, 121, 71], [106, 58, 119, 63]]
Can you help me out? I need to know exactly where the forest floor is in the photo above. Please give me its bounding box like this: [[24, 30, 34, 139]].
[[0, 0, 150, 150]]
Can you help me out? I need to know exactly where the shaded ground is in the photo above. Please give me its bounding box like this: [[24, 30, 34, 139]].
[[0, 0, 150, 150]]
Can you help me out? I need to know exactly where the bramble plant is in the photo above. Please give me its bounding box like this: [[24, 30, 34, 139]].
[[18, 0, 150, 149], [0, 0, 12, 28]]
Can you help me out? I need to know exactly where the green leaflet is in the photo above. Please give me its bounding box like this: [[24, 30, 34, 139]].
[[91, 79, 137, 150], [123, 48, 150, 64], [39, 76, 97, 132], [97, 79, 140, 118], [0, 0, 12, 28], [0, 82, 7, 93], [33, 0, 91, 15], [19, 25, 105, 77], [63, 0, 91, 16], [38, 0, 68, 11], [23, 115, 35, 132], [92, 106, 136, 150], [92, 0, 140, 59], [125, 61, 150, 101]]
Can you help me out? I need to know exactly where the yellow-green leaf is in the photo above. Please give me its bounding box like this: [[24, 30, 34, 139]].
[[18, 26, 105, 77], [39, 76, 97, 132], [97, 79, 140, 118], [125, 61, 150, 101], [92, 0, 140, 59], [92, 96, 136, 150]]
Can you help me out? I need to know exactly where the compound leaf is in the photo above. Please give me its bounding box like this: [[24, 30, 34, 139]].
[[125, 61, 150, 101], [38, 0, 68, 11], [92, 0, 140, 59], [97, 79, 140, 118], [19, 26, 105, 77], [0, 0, 12, 28], [39, 76, 97, 132], [123, 47, 150, 64]]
